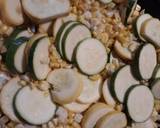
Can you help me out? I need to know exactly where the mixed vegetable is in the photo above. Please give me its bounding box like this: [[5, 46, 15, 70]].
[[0, 0, 160, 128]]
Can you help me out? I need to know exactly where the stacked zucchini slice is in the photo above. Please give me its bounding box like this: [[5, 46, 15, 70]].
[[55, 21, 108, 75]]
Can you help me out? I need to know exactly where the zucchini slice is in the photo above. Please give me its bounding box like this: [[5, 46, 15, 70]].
[[110, 65, 138, 103], [21, 0, 70, 23], [0, 0, 24, 26], [96, 111, 127, 128], [132, 43, 157, 80], [152, 64, 160, 79], [125, 85, 154, 122], [24, 33, 47, 67], [28, 37, 50, 80], [47, 69, 83, 104], [141, 18, 160, 47], [14, 86, 56, 125], [63, 102, 90, 113], [75, 38, 107, 75], [0, 77, 21, 123], [5, 37, 28, 73], [82, 103, 114, 128], [134, 14, 152, 41], [102, 79, 116, 106], [151, 79, 160, 100], [77, 74, 102, 104], [62, 24, 91, 62], [55, 21, 79, 58]]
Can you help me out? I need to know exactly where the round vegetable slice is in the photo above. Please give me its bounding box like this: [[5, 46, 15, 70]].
[[102, 79, 116, 106], [62, 24, 91, 62], [24, 33, 47, 66], [14, 86, 56, 125], [132, 43, 157, 80], [21, 0, 70, 23], [141, 18, 160, 47], [96, 111, 127, 128], [5, 37, 28, 73], [125, 85, 154, 122], [110, 65, 139, 103], [63, 102, 90, 113], [134, 14, 152, 41], [0, 77, 21, 122], [0, 0, 24, 26], [47, 69, 83, 104], [81, 103, 114, 128], [55, 21, 79, 58], [0, 71, 10, 89], [151, 79, 160, 100], [28, 37, 50, 80], [77, 74, 102, 104], [76, 38, 107, 75]]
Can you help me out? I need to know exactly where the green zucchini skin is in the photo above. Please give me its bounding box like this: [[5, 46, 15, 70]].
[[124, 85, 153, 123], [131, 44, 144, 81], [55, 21, 73, 58], [109, 66, 126, 103], [5, 37, 29, 73], [13, 88, 29, 124], [152, 64, 160, 79], [123, 84, 141, 121], [4, 27, 26, 49], [61, 23, 81, 62], [28, 37, 45, 79]]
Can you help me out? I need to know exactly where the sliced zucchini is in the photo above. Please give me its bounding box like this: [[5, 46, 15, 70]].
[[102, 79, 116, 106], [5, 37, 28, 73], [24, 33, 47, 67], [0, 77, 21, 122], [134, 14, 152, 41], [151, 79, 160, 100], [110, 65, 138, 103], [152, 64, 160, 79], [77, 74, 102, 104], [0, 0, 24, 26], [96, 111, 127, 128], [63, 102, 90, 113], [62, 24, 91, 62], [47, 69, 83, 104], [75, 38, 107, 75], [132, 43, 157, 80], [4, 28, 26, 49], [21, 0, 70, 23], [55, 21, 79, 58], [14, 86, 56, 125], [28, 37, 50, 80], [114, 40, 132, 60], [125, 85, 154, 122], [141, 18, 160, 47], [81, 103, 114, 128]]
